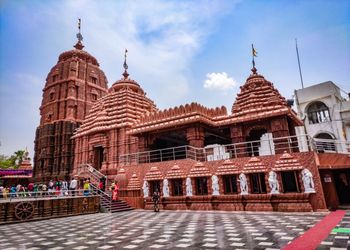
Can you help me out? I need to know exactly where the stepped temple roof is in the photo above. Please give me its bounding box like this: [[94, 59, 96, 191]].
[[272, 152, 304, 171], [126, 173, 141, 190], [216, 160, 240, 175], [144, 166, 163, 181], [188, 162, 211, 177], [129, 103, 227, 134], [166, 164, 187, 179], [243, 156, 267, 173], [229, 68, 302, 125], [73, 68, 157, 138]]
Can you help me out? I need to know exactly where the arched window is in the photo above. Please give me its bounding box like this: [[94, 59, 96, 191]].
[[307, 101, 330, 124]]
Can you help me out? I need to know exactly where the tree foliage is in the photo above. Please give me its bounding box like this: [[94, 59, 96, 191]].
[[0, 150, 26, 169]]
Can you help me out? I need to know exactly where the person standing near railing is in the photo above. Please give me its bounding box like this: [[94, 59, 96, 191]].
[[33, 183, 39, 197], [2, 186, 9, 199], [83, 179, 90, 196], [42, 183, 47, 196], [28, 182, 34, 197], [69, 177, 77, 196], [10, 185, 16, 198], [61, 179, 68, 196], [48, 180, 54, 195]]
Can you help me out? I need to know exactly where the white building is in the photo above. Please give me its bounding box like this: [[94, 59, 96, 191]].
[[294, 81, 350, 153]]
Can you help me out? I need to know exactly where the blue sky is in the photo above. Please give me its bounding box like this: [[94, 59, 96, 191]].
[[0, 0, 349, 159]]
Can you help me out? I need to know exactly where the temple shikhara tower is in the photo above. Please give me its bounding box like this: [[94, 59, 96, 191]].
[[33, 22, 108, 180]]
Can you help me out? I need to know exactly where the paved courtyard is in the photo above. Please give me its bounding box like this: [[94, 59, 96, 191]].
[[0, 210, 349, 250]]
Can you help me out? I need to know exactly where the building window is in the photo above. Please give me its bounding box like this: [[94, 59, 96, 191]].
[[281, 171, 300, 192], [195, 177, 208, 195], [223, 175, 238, 194], [307, 101, 331, 124], [149, 180, 160, 194], [90, 76, 97, 84], [250, 173, 267, 194], [91, 93, 98, 101], [172, 179, 183, 196], [49, 92, 55, 101]]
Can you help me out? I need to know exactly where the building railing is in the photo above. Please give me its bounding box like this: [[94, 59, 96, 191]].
[[0, 189, 100, 203], [118, 135, 350, 165]]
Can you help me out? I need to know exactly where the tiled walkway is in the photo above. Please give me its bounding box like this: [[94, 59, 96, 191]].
[[318, 210, 350, 250], [0, 210, 347, 250]]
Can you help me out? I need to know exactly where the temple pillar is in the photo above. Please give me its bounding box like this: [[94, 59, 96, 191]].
[[186, 126, 205, 148]]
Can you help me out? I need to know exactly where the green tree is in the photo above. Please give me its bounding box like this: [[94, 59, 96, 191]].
[[0, 150, 26, 169]]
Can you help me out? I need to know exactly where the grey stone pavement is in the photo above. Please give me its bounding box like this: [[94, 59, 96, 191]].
[[0, 210, 349, 250]]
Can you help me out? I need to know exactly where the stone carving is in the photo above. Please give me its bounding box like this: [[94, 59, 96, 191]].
[[142, 180, 149, 198], [302, 169, 315, 193], [268, 171, 279, 194], [239, 173, 248, 195], [163, 178, 170, 197], [186, 177, 193, 196], [211, 175, 220, 196]]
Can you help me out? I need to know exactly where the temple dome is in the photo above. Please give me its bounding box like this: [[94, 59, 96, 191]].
[[73, 72, 157, 137], [231, 68, 301, 124]]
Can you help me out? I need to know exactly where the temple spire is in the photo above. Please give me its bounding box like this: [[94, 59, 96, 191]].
[[122, 48, 129, 79], [251, 44, 258, 74], [74, 18, 84, 50]]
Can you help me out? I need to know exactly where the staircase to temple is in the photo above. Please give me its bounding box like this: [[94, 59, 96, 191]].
[[77, 164, 134, 213], [100, 193, 134, 213]]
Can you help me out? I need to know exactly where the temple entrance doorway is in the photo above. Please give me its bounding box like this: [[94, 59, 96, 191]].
[[93, 146, 104, 170], [246, 128, 267, 156], [333, 169, 350, 205]]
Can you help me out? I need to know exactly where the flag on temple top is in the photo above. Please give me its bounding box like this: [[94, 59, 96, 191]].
[[252, 44, 257, 57]]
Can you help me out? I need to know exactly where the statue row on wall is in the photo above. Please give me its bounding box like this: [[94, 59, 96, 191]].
[[142, 169, 315, 198]]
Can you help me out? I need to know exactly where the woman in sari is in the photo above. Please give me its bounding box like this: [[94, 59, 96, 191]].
[[112, 181, 119, 201]]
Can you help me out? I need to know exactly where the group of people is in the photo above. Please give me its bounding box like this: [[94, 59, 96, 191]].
[[0, 177, 79, 199]]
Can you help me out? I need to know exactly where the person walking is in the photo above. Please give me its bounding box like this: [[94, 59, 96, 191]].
[[152, 191, 160, 212], [112, 181, 119, 201]]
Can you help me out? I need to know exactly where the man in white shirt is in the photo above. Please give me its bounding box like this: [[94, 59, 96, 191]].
[[69, 177, 78, 196]]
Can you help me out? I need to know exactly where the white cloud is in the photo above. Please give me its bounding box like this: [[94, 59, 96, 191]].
[[47, 0, 237, 107], [204, 72, 238, 90]]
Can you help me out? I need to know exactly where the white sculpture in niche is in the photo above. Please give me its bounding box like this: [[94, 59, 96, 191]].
[[268, 171, 280, 194], [186, 177, 193, 196], [239, 173, 248, 195], [142, 180, 149, 198], [163, 179, 170, 197], [302, 169, 315, 193], [211, 175, 220, 196]]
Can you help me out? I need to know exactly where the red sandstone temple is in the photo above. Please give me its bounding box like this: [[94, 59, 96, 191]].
[[34, 35, 350, 212]]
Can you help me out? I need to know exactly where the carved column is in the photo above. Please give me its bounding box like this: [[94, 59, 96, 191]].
[[186, 126, 205, 148]]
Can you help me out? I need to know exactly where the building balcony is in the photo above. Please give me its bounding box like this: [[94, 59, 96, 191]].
[[118, 135, 350, 166]]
